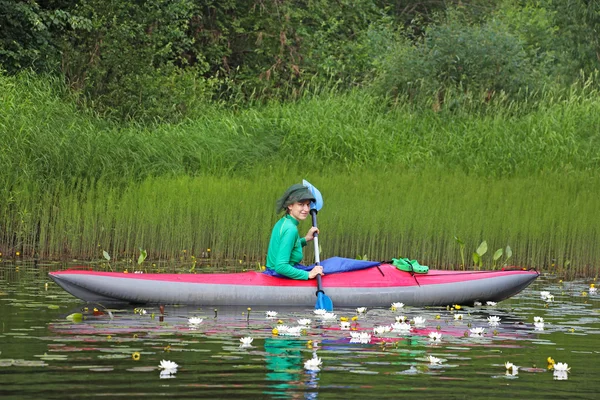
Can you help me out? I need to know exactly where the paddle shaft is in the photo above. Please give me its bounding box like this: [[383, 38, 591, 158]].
[[310, 209, 324, 294]]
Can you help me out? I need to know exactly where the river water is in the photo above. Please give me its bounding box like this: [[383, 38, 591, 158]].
[[1, 264, 598, 399]]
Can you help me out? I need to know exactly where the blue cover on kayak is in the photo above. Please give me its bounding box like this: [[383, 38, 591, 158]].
[[263, 257, 381, 278]]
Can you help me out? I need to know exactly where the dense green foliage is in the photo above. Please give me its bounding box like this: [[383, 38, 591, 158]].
[[1, 0, 599, 120]]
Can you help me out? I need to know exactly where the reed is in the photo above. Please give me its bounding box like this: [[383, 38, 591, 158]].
[[2, 170, 598, 277]]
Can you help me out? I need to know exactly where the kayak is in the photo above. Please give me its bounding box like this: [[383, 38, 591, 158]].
[[48, 260, 539, 307]]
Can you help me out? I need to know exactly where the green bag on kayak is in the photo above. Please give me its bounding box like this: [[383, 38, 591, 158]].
[[392, 258, 429, 274]]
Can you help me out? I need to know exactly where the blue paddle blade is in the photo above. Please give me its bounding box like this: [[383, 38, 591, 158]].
[[302, 179, 323, 212], [316, 292, 334, 311]]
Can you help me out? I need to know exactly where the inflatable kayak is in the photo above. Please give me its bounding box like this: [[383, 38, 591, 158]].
[[49, 257, 538, 307]]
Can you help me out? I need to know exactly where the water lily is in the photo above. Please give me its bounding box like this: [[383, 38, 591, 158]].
[[554, 370, 568, 380], [391, 322, 412, 333], [534, 322, 545, 331], [297, 318, 311, 326], [505, 361, 519, 374], [321, 312, 337, 320], [350, 332, 372, 343], [276, 325, 290, 333], [373, 325, 388, 335], [356, 307, 367, 314], [486, 301, 497, 306], [188, 317, 203, 325], [554, 362, 570, 372], [158, 359, 178, 378], [487, 316, 501, 326], [544, 294, 555, 302], [395, 315, 408, 323], [350, 331, 362, 339], [285, 326, 303, 336], [340, 321, 351, 330], [540, 291, 551, 299], [428, 355, 442, 365], [266, 311, 278, 318], [239, 337, 254, 346], [469, 327, 485, 337], [391, 302, 405, 311], [589, 284, 597, 294], [314, 309, 327, 315], [412, 316, 426, 327], [304, 356, 322, 371], [533, 316, 544, 323], [454, 313, 464, 320], [473, 301, 482, 306], [428, 332, 442, 342]]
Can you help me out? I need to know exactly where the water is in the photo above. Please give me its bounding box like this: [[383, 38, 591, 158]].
[[1, 264, 599, 399]]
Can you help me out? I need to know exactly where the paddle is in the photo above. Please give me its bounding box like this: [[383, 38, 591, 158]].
[[302, 179, 333, 311]]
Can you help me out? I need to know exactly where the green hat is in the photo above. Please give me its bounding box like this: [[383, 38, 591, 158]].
[[275, 183, 316, 213]]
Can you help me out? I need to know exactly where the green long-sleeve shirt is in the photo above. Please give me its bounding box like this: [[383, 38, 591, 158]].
[[266, 214, 309, 280]]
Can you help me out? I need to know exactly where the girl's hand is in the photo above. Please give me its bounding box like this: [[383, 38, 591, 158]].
[[308, 265, 324, 279], [305, 226, 319, 242]]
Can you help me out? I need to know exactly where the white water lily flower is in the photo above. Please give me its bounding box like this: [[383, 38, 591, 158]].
[[486, 301, 497, 306], [340, 321, 351, 330], [590, 287, 597, 294], [391, 302, 405, 311], [540, 291, 551, 299], [276, 325, 290, 333], [314, 309, 327, 315], [454, 314, 464, 320], [470, 327, 485, 336], [544, 294, 554, 302], [283, 326, 303, 336], [391, 322, 412, 333], [159, 359, 178, 370], [304, 356, 322, 371], [350, 331, 362, 339], [504, 362, 519, 375], [554, 370, 568, 380], [297, 318, 311, 326], [188, 317, 203, 325], [473, 301, 482, 306], [356, 307, 367, 314], [487, 316, 501, 326], [428, 355, 442, 365], [554, 362, 570, 372], [395, 315, 408, 323], [359, 332, 372, 342], [533, 316, 544, 323], [239, 337, 254, 346], [266, 311, 278, 318], [321, 312, 337, 320], [373, 325, 387, 335], [412, 316, 426, 327], [428, 332, 442, 342], [534, 322, 545, 330], [158, 359, 178, 377]]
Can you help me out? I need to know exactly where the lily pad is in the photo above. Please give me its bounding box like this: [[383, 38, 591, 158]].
[[66, 313, 83, 322]]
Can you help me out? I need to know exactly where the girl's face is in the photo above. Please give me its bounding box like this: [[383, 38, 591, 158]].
[[287, 200, 311, 221]]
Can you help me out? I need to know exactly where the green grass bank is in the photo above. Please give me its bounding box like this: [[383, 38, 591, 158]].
[[1, 74, 599, 277]]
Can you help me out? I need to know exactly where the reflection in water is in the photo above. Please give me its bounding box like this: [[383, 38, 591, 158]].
[[264, 338, 317, 398]]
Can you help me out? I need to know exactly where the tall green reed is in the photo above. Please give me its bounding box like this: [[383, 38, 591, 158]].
[[2, 170, 598, 277]]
